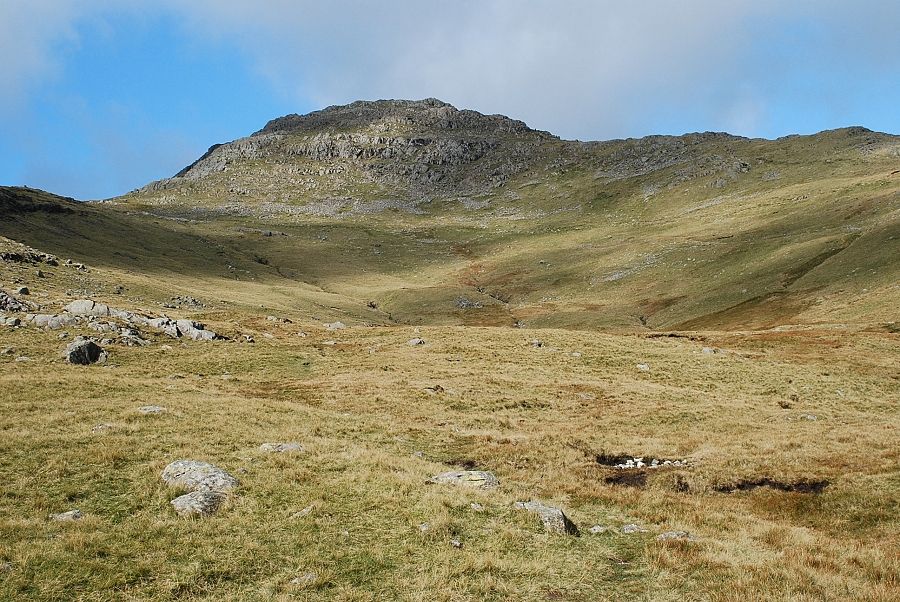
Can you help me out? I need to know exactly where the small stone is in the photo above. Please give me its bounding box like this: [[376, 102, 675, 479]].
[[49, 509, 83, 522], [588, 525, 608, 535], [470, 502, 484, 512], [91, 423, 114, 433], [170, 491, 226, 517], [701, 347, 718, 354], [621, 523, 647, 534], [450, 538, 463, 548], [407, 338, 426, 346], [516, 500, 579, 535], [418, 522, 431, 533], [1, 347, 14, 355], [291, 505, 314, 518], [636, 363, 650, 372], [324, 321, 346, 331], [571, 351, 582, 357], [412, 451, 425, 459], [259, 442, 303, 453], [657, 530, 696, 542], [290, 572, 318, 586], [15, 286, 29, 295], [429, 470, 500, 490], [531, 339, 543, 348], [800, 414, 818, 421], [14, 356, 30, 362], [137, 405, 166, 415], [36, 270, 45, 278]]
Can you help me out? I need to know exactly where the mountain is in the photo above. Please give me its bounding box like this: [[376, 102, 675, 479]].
[[2, 100, 899, 600], [3, 99, 899, 331]]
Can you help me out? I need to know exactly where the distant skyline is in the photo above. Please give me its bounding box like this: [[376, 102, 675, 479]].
[[2, 0, 900, 200]]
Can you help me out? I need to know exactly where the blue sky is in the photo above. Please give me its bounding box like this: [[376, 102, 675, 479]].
[[2, 1, 899, 200]]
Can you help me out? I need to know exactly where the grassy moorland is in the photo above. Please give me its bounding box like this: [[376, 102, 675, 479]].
[[0, 100, 899, 600]]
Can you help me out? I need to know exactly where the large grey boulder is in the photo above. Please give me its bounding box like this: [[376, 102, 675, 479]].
[[515, 501, 580, 535], [428, 470, 500, 490], [175, 319, 219, 341], [161, 460, 238, 492], [29, 314, 76, 329], [170, 491, 226, 517], [64, 337, 107, 365], [64, 299, 110, 317]]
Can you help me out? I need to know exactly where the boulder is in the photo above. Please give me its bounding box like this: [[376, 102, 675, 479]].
[[64, 299, 110, 317], [428, 470, 500, 490], [170, 491, 226, 517], [175, 319, 219, 341], [29, 314, 76, 329], [515, 500, 579, 535], [64, 337, 107, 365], [161, 460, 238, 492]]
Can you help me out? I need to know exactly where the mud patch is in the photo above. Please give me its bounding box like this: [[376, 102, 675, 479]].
[[604, 470, 647, 488], [714, 477, 830, 494]]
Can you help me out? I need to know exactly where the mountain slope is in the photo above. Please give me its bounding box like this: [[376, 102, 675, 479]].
[[3, 99, 900, 331]]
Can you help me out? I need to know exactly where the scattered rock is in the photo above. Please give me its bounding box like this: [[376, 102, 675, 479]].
[[0, 289, 29, 312], [161, 460, 238, 492], [621, 523, 648, 534], [428, 470, 500, 490], [657, 530, 696, 542], [259, 442, 303, 453], [407, 337, 426, 346], [455, 297, 483, 309], [290, 572, 318, 586], [64, 299, 110, 317], [137, 405, 166, 415], [515, 500, 579, 535], [49, 509, 83, 522], [170, 491, 226, 517], [64, 337, 108, 365]]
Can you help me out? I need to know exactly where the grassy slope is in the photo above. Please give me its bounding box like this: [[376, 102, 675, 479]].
[[0, 125, 898, 600]]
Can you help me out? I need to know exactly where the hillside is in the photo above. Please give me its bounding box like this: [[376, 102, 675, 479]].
[[3, 99, 899, 331]]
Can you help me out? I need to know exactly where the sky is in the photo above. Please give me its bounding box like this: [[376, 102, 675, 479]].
[[1, 1, 899, 200]]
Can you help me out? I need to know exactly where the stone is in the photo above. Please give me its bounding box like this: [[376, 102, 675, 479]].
[[1, 347, 14, 355], [428, 470, 500, 490], [64, 337, 107, 365], [15, 286, 29, 295], [259, 442, 303, 453], [14, 356, 30, 362], [515, 500, 579, 535], [588, 525, 608, 535], [92, 423, 114, 433], [470, 502, 484, 512], [325, 321, 346, 330], [290, 572, 318, 586], [450, 538, 463, 548], [30, 313, 76, 329], [161, 460, 238, 492], [64, 299, 110, 317], [531, 339, 543, 348], [175, 319, 219, 341], [418, 522, 431, 533], [636, 363, 650, 372], [701, 347, 718, 354], [49, 509, 83, 522], [657, 530, 696, 542], [170, 491, 226, 517], [137, 405, 166, 415], [407, 338, 426, 346], [621, 523, 647, 534]]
